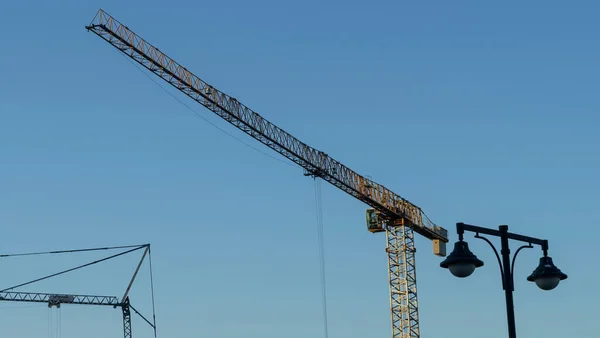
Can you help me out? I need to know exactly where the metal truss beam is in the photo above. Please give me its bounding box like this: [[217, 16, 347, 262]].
[[85, 9, 448, 244], [387, 220, 420, 338], [122, 297, 132, 338], [0, 291, 120, 307]]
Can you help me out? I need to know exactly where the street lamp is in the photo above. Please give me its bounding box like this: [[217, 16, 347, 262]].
[[440, 223, 567, 338]]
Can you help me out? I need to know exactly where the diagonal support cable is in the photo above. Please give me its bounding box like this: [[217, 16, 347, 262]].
[[0, 244, 148, 258], [122, 245, 150, 303], [0, 245, 146, 293], [130, 303, 155, 329]]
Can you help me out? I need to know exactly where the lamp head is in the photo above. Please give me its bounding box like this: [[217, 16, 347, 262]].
[[440, 240, 484, 278], [527, 256, 567, 290]]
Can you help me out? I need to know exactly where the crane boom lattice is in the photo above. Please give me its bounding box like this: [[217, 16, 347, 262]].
[[86, 9, 449, 338], [387, 221, 419, 337], [0, 291, 120, 307]]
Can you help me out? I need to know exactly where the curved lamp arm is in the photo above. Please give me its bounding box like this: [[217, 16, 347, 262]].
[[474, 233, 534, 291], [474, 233, 504, 285], [510, 243, 533, 279]]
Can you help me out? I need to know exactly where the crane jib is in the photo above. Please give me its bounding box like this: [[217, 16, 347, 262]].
[[85, 9, 448, 244], [0, 291, 120, 306]]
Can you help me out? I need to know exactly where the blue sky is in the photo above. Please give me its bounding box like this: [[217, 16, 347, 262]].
[[1, 1, 597, 337]]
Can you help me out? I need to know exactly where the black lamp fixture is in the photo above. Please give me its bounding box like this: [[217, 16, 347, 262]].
[[439, 240, 483, 278], [527, 255, 568, 291], [440, 223, 567, 338]]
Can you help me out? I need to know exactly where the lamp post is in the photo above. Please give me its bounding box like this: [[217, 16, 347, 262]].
[[440, 222, 567, 338]]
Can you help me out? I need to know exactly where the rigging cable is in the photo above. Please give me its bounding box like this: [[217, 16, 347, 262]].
[[119, 53, 299, 170], [314, 178, 329, 338], [0, 244, 146, 258], [0, 245, 146, 292], [148, 246, 158, 338]]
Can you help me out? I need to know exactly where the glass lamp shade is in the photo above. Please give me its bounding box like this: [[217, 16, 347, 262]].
[[527, 256, 567, 291], [448, 262, 477, 278], [534, 276, 561, 290], [440, 241, 484, 278]]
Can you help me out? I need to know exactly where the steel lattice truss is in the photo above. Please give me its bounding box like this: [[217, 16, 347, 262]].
[[0, 291, 120, 306], [85, 9, 448, 244], [122, 297, 133, 338], [387, 221, 419, 338]]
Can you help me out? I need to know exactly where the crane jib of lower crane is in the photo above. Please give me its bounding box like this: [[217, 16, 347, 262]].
[[0, 291, 120, 306]]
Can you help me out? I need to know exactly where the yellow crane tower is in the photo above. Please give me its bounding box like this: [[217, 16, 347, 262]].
[[86, 9, 449, 338]]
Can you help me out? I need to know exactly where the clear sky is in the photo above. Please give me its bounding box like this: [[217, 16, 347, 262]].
[[0, 1, 597, 338]]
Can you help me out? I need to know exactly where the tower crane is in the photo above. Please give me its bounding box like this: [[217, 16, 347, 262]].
[[0, 243, 156, 338], [86, 9, 449, 338]]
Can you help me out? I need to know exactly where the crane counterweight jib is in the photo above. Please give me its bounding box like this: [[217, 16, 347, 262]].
[[85, 9, 448, 245]]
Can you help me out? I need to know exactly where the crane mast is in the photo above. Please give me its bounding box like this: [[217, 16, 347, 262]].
[[86, 9, 449, 338]]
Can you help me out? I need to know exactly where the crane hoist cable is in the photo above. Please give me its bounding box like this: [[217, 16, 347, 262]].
[[47, 307, 63, 338], [314, 178, 329, 338], [58, 307, 63, 338], [47, 308, 51, 338]]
